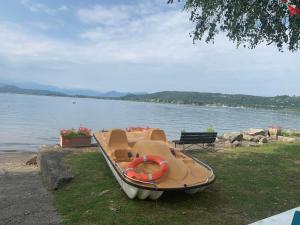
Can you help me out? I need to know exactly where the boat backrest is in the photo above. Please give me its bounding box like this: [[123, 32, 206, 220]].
[[107, 129, 130, 150], [146, 129, 167, 142]]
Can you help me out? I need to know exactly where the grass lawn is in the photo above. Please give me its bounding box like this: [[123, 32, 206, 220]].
[[53, 143, 300, 225]]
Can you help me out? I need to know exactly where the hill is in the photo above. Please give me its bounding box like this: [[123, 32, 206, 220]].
[[0, 81, 129, 97], [2, 85, 300, 111], [0, 85, 68, 97], [0, 82, 149, 98], [120, 91, 300, 110]]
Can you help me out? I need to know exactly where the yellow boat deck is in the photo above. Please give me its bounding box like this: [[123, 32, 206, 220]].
[[94, 128, 215, 189]]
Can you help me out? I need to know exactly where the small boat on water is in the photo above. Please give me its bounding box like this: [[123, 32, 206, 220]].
[[93, 128, 215, 200]]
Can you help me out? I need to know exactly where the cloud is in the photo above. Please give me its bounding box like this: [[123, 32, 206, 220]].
[[0, 2, 200, 66], [1, 1, 300, 95], [58, 5, 69, 11], [77, 1, 172, 26], [26, 21, 50, 30], [1, 1, 297, 68], [78, 5, 131, 26], [20, 0, 69, 15], [77, 2, 202, 64], [0, 22, 74, 63]]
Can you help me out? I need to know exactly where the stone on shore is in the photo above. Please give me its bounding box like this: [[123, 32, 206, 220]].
[[244, 128, 266, 136], [277, 136, 296, 143], [243, 134, 258, 142], [38, 147, 74, 190], [259, 137, 268, 144], [224, 141, 233, 148], [223, 140, 242, 148], [223, 132, 243, 143], [241, 141, 260, 147], [26, 156, 37, 166], [232, 141, 242, 147]]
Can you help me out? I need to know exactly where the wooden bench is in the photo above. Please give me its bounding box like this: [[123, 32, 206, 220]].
[[173, 132, 218, 150]]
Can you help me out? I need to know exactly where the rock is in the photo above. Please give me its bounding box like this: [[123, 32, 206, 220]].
[[295, 137, 300, 141], [24, 210, 31, 216], [259, 137, 268, 144], [98, 190, 110, 197], [232, 141, 242, 147], [241, 141, 251, 147], [224, 141, 233, 148], [217, 135, 224, 140], [255, 135, 266, 142], [277, 136, 296, 143], [277, 136, 284, 141], [206, 143, 215, 147], [243, 134, 266, 143], [38, 149, 74, 190], [243, 134, 257, 142], [252, 143, 260, 147], [244, 128, 266, 136], [215, 137, 222, 143], [224, 140, 241, 148], [26, 156, 37, 166], [257, 135, 266, 140], [241, 141, 260, 147], [109, 206, 118, 212], [223, 132, 243, 143]]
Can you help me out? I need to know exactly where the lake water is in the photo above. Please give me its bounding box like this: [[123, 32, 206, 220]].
[[1, 93, 300, 152]]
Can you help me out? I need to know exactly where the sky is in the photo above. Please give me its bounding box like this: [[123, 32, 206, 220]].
[[0, 0, 299, 96]]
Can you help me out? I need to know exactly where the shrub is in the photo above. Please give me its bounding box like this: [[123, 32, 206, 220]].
[[206, 125, 215, 132], [60, 126, 92, 139], [282, 130, 300, 137]]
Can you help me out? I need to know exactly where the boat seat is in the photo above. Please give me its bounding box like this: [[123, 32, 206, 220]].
[[107, 129, 131, 151], [146, 129, 167, 142]]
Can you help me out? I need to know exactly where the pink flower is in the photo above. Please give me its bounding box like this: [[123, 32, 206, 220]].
[[269, 125, 282, 129], [60, 126, 92, 137], [126, 126, 150, 132]]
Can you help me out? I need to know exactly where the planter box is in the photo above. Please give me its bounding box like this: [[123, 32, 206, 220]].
[[268, 128, 282, 139], [60, 135, 92, 148]]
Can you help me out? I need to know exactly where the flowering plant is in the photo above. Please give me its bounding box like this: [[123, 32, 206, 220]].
[[268, 125, 282, 137], [126, 126, 150, 132], [268, 125, 282, 130], [60, 126, 92, 139]]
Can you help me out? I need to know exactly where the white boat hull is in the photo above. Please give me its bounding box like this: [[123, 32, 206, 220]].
[[99, 146, 207, 200], [100, 147, 163, 199]]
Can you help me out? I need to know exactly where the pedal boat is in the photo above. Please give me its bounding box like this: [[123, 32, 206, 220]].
[[93, 128, 215, 200]]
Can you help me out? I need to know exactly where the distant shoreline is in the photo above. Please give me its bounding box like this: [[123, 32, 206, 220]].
[[1, 87, 300, 112], [120, 91, 300, 112], [117, 98, 300, 113]]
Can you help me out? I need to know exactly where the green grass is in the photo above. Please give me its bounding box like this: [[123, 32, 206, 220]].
[[53, 143, 300, 225]]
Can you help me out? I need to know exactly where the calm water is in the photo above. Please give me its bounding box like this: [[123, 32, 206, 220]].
[[1, 93, 300, 152]]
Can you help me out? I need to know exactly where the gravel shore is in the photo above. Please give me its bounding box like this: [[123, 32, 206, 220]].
[[0, 151, 60, 225]]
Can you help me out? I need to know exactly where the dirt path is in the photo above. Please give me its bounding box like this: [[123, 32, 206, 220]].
[[0, 151, 60, 225]]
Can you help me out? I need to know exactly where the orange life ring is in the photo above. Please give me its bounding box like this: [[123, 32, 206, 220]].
[[125, 155, 169, 182]]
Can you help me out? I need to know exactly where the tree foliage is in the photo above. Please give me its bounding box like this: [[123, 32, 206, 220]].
[[168, 0, 300, 51], [122, 91, 300, 110]]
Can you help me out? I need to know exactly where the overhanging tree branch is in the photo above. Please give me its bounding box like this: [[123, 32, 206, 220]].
[[168, 0, 300, 51]]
